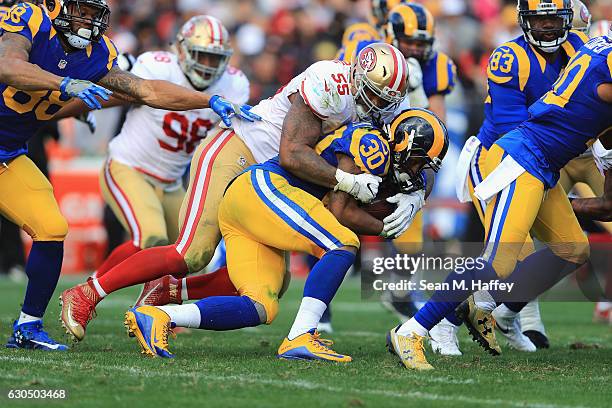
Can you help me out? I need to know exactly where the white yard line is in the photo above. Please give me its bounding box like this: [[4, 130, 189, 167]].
[[0, 355, 594, 408]]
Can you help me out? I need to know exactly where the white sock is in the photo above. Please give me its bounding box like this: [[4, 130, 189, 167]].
[[91, 278, 107, 298], [181, 278, 188, 302], [494, 303, 518, 319], [474, 290, 496, 312], [288, 297, 326, 340], [439, 317, 459, 328], [396, 318, 428, 337], [17, 312, 41, 325], [519, 299, 546, 334], [157, 304, 201, 328]]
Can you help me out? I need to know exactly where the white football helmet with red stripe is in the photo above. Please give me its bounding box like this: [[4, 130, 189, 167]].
[[176, 15, 233, 90], [351, 43, 409, 121]]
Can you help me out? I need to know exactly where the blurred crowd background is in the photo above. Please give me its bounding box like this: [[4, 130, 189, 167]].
[[89, 0, 611, 242], [2, 0, 611, 276]]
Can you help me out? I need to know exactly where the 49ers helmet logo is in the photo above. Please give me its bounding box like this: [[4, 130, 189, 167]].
[[359, 47, 377, 72], [182, 21, 196, 38], [580, 4, 589, 24]]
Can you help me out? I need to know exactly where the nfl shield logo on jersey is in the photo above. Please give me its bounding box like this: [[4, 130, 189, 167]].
[[58, 59, 68, 69]]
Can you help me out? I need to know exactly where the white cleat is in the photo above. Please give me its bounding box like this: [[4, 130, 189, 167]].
[[429, 318, 462, 356], [493, 305, 536, 352]]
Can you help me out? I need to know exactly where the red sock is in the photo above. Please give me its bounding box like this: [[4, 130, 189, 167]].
[[97, 245, 188, 295], [181, 266, 238, 300], [94, 241, 141, 279]]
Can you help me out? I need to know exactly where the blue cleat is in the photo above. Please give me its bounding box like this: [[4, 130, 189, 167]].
[[124, 306, 174, 358], [6, 320, 68, 351]]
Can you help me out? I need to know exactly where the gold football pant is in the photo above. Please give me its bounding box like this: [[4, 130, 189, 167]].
[[0, 155, 67, 241], [392, 211, 423, 254], [174, 128, 256, 273], [218, 168, 359, 323], [467, 144, 535, 262], [559, 154, 604, 197], [100, 159, 185, 249], [482, 145, 589, 278]]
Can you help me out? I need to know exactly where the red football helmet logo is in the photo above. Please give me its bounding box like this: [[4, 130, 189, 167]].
[[359, 47, 377, 72]]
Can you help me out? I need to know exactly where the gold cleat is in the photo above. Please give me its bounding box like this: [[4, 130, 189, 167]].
[[456, 295, 501, 356], [124, 306, 175, 358], [277, 329, 352, 362], [386, 327, 434, 370]]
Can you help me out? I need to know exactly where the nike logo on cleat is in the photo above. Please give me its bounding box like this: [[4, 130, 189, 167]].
[[30, 340, 62, 350]]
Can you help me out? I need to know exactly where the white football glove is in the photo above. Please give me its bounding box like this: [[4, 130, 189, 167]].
[[406, 57, 423, 91], [334, 169, 381, 203], [380, 189, 425, 239], [592, 139, 612, 175]]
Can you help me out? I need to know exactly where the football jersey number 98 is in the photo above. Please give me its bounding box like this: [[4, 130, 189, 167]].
[[160, 112, 213, 154]]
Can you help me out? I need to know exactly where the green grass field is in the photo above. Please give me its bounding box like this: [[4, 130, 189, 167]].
[[0, 275, 610, 408]]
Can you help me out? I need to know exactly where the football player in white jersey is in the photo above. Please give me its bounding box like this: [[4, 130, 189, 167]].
[[60, 43, 422, 343], [87, 15, 250, 280]]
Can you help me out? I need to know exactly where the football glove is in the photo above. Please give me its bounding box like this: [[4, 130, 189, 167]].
[[209, 95, 262, 127], [60, 77, 112, 110], [380, 189, 425, 239], [592, 139, 612, 175], [334, 169, 381, 203]]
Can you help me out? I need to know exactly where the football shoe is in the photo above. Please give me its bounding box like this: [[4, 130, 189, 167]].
[[134, 275, 181, 307], [6, 320, 68, 351], [456, 295, 501, 355], [429, 318, 462, 356], [493, 307, 536, 352], [124, 306, 174, 358], [277, 329, 351, 362], [386, 326, 433, 370], [59, 280, 101, 341]]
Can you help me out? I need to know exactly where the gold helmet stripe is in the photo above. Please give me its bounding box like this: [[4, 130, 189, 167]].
[[45, 0, 61, 20], [396, 5, 419, 37], [553, 0, 566, 9]]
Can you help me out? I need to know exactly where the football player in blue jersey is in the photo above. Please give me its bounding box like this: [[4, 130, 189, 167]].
[[382, 3, 460, 347], [387, 2, 457, 120], [388, 32, 612, 370], [0, 0, 259, 351], [454, 0, 590, 352]]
